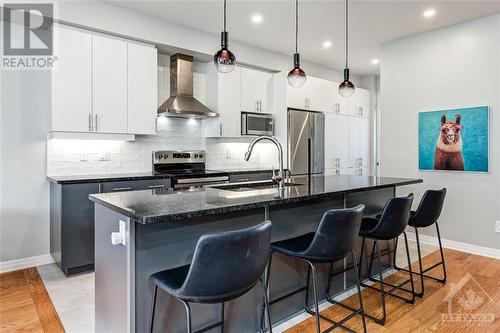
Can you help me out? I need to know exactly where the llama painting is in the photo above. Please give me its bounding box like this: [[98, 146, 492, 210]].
[[419, 106, 489, 173]]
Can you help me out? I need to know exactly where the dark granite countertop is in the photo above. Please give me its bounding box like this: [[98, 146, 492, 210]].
[[89, 175, 422, 224], [47, 169, 277, 184]]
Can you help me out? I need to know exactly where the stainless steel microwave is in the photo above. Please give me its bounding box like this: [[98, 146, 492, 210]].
[[241, 112, 274, 136]]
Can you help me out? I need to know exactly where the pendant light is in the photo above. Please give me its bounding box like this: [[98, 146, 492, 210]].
[[214, 0, 236, 73], [287, 0, 307, 88], [339, 0, 355, 97]]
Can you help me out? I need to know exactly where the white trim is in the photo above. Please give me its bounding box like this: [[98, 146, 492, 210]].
[[0, 254, 55, 273], [273, 269, 396, 332], [405, 231, 500, 259]]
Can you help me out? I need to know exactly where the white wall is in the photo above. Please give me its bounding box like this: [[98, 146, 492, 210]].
[[380, 14, 500, 249], [0, 69, 51, 262]]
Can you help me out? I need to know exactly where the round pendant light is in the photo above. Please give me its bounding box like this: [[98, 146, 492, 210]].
[[339, 0, 355, 97], [287, 0, 306, 88], [214, 0, 236, 73]]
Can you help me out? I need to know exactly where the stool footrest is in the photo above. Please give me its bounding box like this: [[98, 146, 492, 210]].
[[304, 303, 360, 333], [326, 296, 383, 326], [194, 321, 223, 333], [269, 286, 307, 305]]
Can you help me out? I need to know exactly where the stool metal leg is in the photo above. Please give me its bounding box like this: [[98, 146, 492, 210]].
[[221, 302, 225, 333], [414, 228, 425, 297], [181, 300, 193, 333], [307, 262, 321, 333], [435, 222, 447, 282], [260, 251, 274, 331], [259, 278, 273, 333], [374, 239, 387, 325], [403, 232, 416, 304], [351, 250, 367, 333], [149, 285, 158, 333]]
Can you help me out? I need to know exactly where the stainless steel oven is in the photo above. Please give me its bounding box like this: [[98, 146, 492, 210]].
[[241, 112, 274, 136]]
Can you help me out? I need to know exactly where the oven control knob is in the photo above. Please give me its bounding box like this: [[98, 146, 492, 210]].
[[164, 154, 169, 159], [194, 154, 199, 158], [159, 154, 163, 159], [199, 154, 204, 158]]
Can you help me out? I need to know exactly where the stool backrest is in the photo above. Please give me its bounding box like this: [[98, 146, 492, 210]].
[[302, 205, 365, 262], [371, 194, 414, 240], [179, 221, 272, 302], [411, 188, 447, 227]]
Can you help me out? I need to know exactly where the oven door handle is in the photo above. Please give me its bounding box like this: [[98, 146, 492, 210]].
[[176, 176, 229, 184]]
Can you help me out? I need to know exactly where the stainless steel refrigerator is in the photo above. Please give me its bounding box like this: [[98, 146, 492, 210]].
[[288, 108, 325, 175]]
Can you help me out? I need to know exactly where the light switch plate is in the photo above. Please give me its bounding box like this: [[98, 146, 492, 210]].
[[80, 153, 88, 161], [99, 152, 111, 161], [495, 221, 500, 233]]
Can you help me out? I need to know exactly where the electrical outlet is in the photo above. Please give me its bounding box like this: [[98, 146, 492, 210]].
[[99, 152, 111, 161], [80, 153, 88, 161], [495, 221, 500, 233]]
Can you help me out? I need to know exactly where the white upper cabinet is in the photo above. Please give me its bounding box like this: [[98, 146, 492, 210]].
[[204, 64, 241, 137], [240, 67, 272, 113], [325, 113, 350, 169], [349, 88, 371, 117], [348, 116, 371, 167], [127, 43, 157, 135], [52, 26, 92, 132], [51, 24, 157, 135], [92, 35, 128, 133]]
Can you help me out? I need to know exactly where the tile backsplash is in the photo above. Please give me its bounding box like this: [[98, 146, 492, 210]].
[[47, 118, 279, 176]]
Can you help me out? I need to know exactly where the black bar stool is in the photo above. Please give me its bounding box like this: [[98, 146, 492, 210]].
[[149, 221, 273, 333], [357, 194, 415, 325], [392, 188, 447, 297], [265, 205, 367, 333]]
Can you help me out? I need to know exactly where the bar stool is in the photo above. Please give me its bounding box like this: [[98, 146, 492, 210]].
[[265, 205, 367, 333], [149, 221, 273, 333], [392, 188, 447, 297], [358, 194, 415, 325]]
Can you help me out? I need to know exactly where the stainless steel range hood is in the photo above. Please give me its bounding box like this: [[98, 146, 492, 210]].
[[158, 53, 218, 118]]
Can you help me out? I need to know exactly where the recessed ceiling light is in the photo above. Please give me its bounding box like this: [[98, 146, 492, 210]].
[[423, 8, 436, 18], [371, 59, 379, 65], [251, 14, 263, 24], [322, 40, 332, 49]]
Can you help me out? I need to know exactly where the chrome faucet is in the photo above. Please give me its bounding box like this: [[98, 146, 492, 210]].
[[244, 136, 285, 191]]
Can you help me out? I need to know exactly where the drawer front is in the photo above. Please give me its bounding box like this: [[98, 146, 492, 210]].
[[101, 178, 171, 192], [229, 172, 272, 183]]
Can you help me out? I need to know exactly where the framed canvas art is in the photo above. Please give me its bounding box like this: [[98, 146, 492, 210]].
[[418, 106, 489, 172]]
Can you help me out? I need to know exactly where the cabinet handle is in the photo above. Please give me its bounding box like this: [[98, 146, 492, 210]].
[[219, 123, 223, 136], [88, 113, 92, 131], [238, 178, 250, 182], [94, 114, 98, 131], [148, 184, 166, 189], [113, 187, 132, 191]]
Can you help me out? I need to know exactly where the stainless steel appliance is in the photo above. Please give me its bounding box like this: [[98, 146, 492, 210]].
[[288, 108, 325, 175], [157, 54, 217, 118], [153, 150, 229, 189], [241, 112, 274, 136]]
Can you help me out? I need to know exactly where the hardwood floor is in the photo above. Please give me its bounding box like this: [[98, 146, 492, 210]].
[[285, 249, 500, 333], [0, 249, 498, 333], [0, 268, 64, 333]]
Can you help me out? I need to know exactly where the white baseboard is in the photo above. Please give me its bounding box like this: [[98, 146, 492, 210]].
[[0, 254, 55, 273], [273, 269, 396, 332], [404, 231, 500, 260]]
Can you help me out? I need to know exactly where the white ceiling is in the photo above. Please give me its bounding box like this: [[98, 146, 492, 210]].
[[106, 0, 500, 75]]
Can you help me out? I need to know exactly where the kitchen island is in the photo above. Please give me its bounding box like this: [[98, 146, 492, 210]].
[[89, 175, 421, 333]]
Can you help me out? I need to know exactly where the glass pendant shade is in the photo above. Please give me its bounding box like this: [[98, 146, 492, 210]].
[[339, 68, 355, 97], [288, 53, 306, 88], [214, 47, 236, 73]]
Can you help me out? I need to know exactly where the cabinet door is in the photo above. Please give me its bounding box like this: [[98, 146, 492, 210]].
[[348, 116, 361, 167], [219, 67, 241, 137], [349, 88, 370, 117], [358, 117, 371, 166], [240, 68, 272, 113], [93, 35, 128, 133], [127, 43, 157, 134], [326, 114, 350, 168], [52, 26, 92, 132]]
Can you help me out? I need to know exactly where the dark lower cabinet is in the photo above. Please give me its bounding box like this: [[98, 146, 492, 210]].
[[50, 178, 171, 276], [50, 182, 99, 276]]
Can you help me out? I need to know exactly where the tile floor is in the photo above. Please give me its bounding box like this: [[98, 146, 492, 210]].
[[37, 239, 438, 333]]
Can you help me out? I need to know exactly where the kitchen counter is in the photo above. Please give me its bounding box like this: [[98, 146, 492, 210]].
[[47, 168, 277, 184], [92, 174, 421, 333], [89, 175, 421, 224]]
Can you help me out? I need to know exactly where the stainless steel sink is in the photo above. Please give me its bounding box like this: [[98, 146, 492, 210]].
[[207, 181, 303, 200]]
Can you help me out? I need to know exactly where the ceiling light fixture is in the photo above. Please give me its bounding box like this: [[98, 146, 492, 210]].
[[214, 0, 236, 73], [339, 0, 355, 98], [287, 0, 307, 88], [322, 40, 332, 49], [423, 8, 436, 18], [371, 59, 379, 65], [251, 14, 263, 24]]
